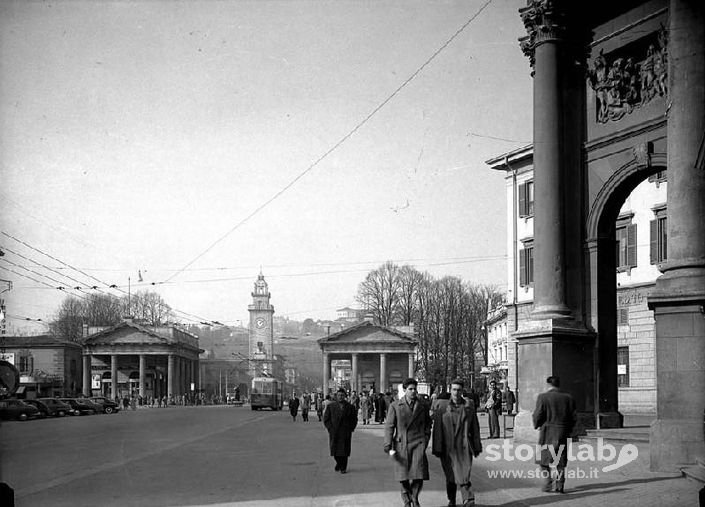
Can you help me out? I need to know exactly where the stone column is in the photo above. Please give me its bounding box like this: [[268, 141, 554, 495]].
[[110, 354, 118, 399], [351, 353, 359, 392], [168, 354, 175, 398], [648, 0, 705, 471], [521, 1, 570, 319], [408, 352, 415, 378], [513, 2, 599, 442], [379, 353, 387, 393], [322, 352, 329, 396], [139, 354, 146, 399], [82, 355, 91, 396]]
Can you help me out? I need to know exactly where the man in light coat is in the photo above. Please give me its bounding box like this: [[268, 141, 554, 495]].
[[432, 379, 482, 507], [323, 388, 358, 473], [486, 380, 502, 438], [384, 378, 432, 507], [532, 376, 576, 493]]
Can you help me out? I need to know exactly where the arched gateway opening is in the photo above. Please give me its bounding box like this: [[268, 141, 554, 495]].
[[587, 155, 667, 425]]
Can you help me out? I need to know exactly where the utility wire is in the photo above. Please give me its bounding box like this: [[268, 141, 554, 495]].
[[0, 264, 88, 300], [0, 232, 217, 326], [163, 0, 495, 284], [0, 244, 109, 294]]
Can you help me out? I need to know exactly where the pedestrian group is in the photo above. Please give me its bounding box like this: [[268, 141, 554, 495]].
[[287, 375, 575, 507]]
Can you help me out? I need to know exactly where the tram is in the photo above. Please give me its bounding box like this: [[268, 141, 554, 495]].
[[250, 377, 283, 410]]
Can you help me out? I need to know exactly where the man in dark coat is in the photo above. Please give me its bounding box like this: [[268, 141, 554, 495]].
[[288, 394, 300, 422], [432, 379, 482, 507], [384, 378, 432, 507], [323, 388, 358, 473], [533, 376, 576, 493]]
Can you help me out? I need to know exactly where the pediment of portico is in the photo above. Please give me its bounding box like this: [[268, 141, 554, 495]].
[[318, 321, 417, 353]]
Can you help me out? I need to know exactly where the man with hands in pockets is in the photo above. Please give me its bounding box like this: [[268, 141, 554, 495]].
[[384, 378, 433, 507]]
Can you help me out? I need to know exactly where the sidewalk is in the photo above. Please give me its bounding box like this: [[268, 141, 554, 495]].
[[351, 420, 701, 507]]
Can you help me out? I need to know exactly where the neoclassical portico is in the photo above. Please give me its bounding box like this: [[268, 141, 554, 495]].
[[81, 320, 202, 400], [318, 321, 417, 395]]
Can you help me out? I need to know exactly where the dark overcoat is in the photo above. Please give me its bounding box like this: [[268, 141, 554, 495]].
[[383, 397, 432, 481], [532, 388, 576, 467], [323, 400, 357, 457], [289, 397, 300, 417]]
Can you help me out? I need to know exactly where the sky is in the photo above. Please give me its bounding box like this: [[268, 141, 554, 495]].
[[0, 0, 532, 334]]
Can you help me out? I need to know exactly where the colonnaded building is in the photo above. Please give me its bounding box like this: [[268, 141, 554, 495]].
[[81, 320, 201, 400], [494, 0, 704, 472]]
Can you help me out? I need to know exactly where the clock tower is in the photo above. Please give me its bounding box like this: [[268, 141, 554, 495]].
[[248, 271, 275, 376]]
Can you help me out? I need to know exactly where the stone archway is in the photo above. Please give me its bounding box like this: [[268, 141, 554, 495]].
[[586, 154, 666, 427], [516, 1, 704, 471]]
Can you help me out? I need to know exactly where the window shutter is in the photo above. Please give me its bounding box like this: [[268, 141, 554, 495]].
[[626, 223, 637, 267], [518, 183, 526, 217], [661, 217, 667, 261], [650, 219, 658, 264], [519, 249, 526, 286]]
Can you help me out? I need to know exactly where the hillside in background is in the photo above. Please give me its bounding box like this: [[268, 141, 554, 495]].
[[186, 318, 332, 388]]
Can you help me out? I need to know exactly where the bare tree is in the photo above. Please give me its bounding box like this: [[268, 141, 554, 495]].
[[397, 265, 424, 326], [84, 294, 123, 327], [50, 297, 86, 342], [127, 290, 173, 326], [356, 261, 402, 326], [50, 293, 123, 341]]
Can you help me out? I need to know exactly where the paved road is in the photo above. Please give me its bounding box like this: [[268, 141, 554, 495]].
[[1, 406, 700, 507]]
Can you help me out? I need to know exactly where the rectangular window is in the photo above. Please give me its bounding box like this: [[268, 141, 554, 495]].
[[518, 181, 534, 218], [519, 241, 534, 287], [650, 207, 667, 264], [615, 218, 637, 271], [648, 170, 667, 186], [617, 307, 629, 327], [19, 354, 33, 374], [617, 346, 630, 387]]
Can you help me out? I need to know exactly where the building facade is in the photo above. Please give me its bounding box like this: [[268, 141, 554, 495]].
[[82, 320, 201, 400], [488, 147, 666, 415], [0, 334, 82, 398], [318, 321, 417, 395]]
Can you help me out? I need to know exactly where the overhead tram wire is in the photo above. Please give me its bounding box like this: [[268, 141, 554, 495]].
[[0, 244, 113, 296], [0, 264, 89, 301], [162, 0, 495, 285], [0, 232, 225, 327]]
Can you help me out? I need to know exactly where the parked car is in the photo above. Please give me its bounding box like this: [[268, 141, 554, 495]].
[[59, 398, 98, 415], [36, 398, 73, 417], [89, 397, 120, 414], [0, 399, 41, 421], [22, 399, 50, 418]]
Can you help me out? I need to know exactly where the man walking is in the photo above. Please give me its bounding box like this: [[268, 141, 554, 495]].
[[432, 379, 482, 507], [300, 392, 311, 422], [533, 376, 576, 493], [384, 378, 432, 507], [288, 394, 300, 422], [323, 388, 358, 473], [485, 380, 502, 438], [504, 385, 516, 415]]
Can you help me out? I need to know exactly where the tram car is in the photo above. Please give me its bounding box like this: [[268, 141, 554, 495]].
[[250, 376, 283, 410]]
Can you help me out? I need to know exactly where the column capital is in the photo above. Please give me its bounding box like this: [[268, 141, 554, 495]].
[[519, 0, 570, 69]]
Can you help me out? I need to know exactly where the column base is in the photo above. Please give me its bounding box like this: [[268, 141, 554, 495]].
[[650, 419, 705, 471], [597, 411, 624, 429], [512, 410, 539, 443]]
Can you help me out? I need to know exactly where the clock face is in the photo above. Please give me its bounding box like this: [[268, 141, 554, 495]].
[[255, 318, 265, 329]]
